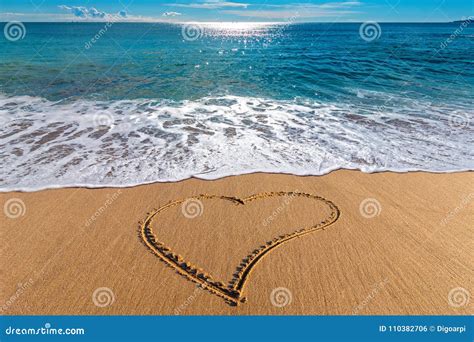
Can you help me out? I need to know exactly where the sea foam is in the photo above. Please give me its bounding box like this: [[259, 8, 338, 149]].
[[0, 93, 472, 191]]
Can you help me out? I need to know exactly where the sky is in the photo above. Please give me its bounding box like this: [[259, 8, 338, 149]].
[[0, 0, 472, 22]]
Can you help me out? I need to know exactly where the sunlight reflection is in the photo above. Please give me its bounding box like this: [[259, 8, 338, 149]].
[[181, 21, 282, 37]]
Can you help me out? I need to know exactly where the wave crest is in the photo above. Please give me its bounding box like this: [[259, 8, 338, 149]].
[[0, 93, 472, 191]]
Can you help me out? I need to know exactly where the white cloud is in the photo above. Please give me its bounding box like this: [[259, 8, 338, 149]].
[[58, 5, 131, 20], [319, 1, 362, 9], [172, 1, 248, 9], [2, 1, 362, 22], [59, 6, 106, 18], [0, 10, 173, 22], [162, 11, 182, 17]]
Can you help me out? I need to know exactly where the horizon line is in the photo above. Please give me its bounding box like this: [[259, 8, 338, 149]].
[[0, 20, 468, 24]]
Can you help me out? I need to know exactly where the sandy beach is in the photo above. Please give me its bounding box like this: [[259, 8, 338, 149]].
[[1, 171, 472, 315]]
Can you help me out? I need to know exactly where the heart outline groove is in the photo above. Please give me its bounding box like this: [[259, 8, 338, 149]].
[[139, 192, 340, 306]]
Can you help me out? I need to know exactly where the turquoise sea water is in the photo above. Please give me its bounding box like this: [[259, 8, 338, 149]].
[[0, 22, 473, 190]]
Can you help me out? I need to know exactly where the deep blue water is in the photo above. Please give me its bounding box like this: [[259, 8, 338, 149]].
[[1, 22, 473, 103], [0, 22, 473, 190]]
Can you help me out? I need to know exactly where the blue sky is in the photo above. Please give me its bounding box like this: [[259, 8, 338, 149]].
[[0, 0, 472, 22]]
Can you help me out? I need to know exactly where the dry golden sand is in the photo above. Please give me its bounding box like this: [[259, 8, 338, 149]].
[[0, 171, 473, 315]]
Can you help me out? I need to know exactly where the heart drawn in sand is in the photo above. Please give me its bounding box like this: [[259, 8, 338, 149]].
[[139, 192, 340, 306]]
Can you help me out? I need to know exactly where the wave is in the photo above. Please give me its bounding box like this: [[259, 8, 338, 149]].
[[0, 93, 472, 192]]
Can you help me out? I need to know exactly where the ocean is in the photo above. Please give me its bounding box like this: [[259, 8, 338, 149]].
[[0, 22, 473, 191]]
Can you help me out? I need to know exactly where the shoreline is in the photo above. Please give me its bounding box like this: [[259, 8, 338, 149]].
[[1, 170, 472, 315], [1, 168, 473, 193]]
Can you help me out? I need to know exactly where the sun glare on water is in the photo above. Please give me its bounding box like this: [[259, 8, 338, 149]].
[[180, 21, 284, 37], [193, 22, 280, 30]]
